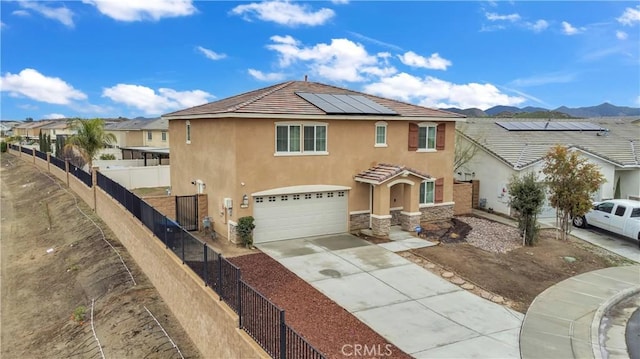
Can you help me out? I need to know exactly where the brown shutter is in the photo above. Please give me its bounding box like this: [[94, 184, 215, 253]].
[[435, 177, 444, 203], [408, 123, 418, 151], [436, 123, 446, 150]]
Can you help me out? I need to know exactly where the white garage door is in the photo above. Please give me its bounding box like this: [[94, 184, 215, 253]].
[[253, 190, 348, 243]]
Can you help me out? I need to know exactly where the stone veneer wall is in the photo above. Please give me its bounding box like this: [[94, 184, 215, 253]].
[[349, 212, 370, 232], [228, 221, 239, 244], [144, 196, 177, 219], [371, 216, 391, 237], [400, 213, 421, 232], [420, 203, 454, 222], [390, 209, 402, 226]]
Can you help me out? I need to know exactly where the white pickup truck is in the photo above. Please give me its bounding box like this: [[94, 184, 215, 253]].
[[572, 199, 640, 245]]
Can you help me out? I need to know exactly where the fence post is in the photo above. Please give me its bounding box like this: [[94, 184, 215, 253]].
[[163, 216, 168, 248], [180, 229, 185, 264], [64, 158, 70, 186], [31, 148, 36, 163], [203, 243, 208, 287], [280, 310, 286, 359], [46, 152, 51, 172], [92, 166, 99, 211]]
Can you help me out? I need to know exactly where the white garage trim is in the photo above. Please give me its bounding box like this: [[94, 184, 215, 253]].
[[253, 188, 349, 243], [252, 185, 351, 197]]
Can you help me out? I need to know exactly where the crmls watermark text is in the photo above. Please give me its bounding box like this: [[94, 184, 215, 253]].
[[341, 344, 394, 357]]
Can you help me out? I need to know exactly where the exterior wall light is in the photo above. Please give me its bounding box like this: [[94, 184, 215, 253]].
[[241, 194, 249, 208]]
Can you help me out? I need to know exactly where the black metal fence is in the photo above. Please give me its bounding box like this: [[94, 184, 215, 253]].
[[50, 155, 65, 170], [240, 280, 284, 358], [35, 149, 47, 161], [9, 144, 18, 151], [9, 144, 325, 359], [70, 163, 92, 187]]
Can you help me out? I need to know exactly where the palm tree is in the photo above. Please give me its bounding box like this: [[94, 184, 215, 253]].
[[65, 118, 117, 168]]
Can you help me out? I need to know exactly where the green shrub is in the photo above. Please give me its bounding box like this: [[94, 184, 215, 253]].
[[0, 141, 7, 153], [99, 153, 116, 160], [237, 216, 256, 248]]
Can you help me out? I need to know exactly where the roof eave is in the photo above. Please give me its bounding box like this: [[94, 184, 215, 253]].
[[163, 112, 464, 122]]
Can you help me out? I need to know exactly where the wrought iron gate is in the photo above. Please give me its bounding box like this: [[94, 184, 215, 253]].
[[176, 195, 198, 231]]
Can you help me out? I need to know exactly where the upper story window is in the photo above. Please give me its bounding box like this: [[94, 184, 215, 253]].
[[419, 180, 435, 204], [276, 122, 327, 155], [375, 121, 387, 147], [161, 131, 167, 141], [147, 131, 153, 140], [408, 122, 446, 152], [186, 120, 191, 144], [418, 123, 436, 150]]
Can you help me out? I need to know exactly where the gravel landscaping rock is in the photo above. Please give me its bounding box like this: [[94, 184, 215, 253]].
[[456, 216, 522, 253]]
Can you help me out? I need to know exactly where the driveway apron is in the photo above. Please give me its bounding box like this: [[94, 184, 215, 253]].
[[257, 234, 524, 358]]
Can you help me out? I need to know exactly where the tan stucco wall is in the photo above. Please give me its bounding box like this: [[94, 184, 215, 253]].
[[144, 129, 169, 147], [453, 181, 472, 215], [169, 118, 456, 238]]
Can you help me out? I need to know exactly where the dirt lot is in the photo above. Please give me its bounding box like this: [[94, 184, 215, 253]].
[[406, 216, 635, 313], [0, 154, 200, 358]]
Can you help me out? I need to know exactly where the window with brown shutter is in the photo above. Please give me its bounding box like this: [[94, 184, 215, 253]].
[[436, 123, 446, 150], [435, 177, 444, 203], [408, 123, 418, 151]]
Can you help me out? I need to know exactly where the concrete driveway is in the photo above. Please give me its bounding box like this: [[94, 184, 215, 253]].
[[257, 234, 524, 358]]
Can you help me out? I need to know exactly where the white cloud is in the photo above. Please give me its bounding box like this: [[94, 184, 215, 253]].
[[561, 21, 584, 35], [331, 0, 349, 4], [397, 51, 451, 70], [102, 84, 213, 115], [527, 19, 549, 32], [43, 113, 66, 119], [510, 72, 576, 87], [363, 73, 525, 110], [19, 1, 74, 27], [616, 30, 628, 40], [248, 69, 286, 82], [0, 68, 87, 104], [485, 12, 521, 22], [231, 1, 334, 27], [617, 6, 640, 26], [266, 35, 395, 82], [83, 0, 197, 21], [12, 10, 31, 17], [196, 46, 226, 60]]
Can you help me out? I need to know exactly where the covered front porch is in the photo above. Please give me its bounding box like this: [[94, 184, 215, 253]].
[[354, 164, 432, 237]]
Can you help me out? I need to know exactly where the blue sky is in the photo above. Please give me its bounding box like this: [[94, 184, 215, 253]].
[[1, 1, 639, 121]]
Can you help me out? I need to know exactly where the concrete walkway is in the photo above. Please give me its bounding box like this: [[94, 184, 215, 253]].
[[258, 234, 523, 358], [520, 266, 640, 359]]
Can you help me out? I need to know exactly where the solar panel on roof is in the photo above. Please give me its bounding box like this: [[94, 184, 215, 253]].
[[495, 121, 605, 131], [296, 92, 397, 115]]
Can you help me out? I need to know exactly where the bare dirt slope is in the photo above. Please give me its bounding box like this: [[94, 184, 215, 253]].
[[0, 153, 201, 358]]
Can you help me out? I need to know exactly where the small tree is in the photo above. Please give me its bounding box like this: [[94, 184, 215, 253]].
[[236, 216, 255, 248], [508, 171, 546, 246], [454, 125, 481, 174], [542, 145, 605, 240], [65, 118, 116, 168]]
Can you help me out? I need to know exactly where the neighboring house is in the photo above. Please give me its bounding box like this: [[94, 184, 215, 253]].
[[104, 118, 169, 163], [163, 80, 464, 243], [39, 120, 76, 139], [0, 121, 21, 137], [13, 120, 54, 139], [457, 117, 640, 217], [142, 118, 169, 147]]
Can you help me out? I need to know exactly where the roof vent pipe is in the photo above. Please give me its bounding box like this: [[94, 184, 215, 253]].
[[304, 75, 308, 82]]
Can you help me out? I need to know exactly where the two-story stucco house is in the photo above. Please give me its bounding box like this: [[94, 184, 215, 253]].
[[163, 81, 464, 243]]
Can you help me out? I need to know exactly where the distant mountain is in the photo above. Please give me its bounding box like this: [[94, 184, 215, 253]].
[[553, 103, 640, 118], [442, 107, 487, 117], [442, 103, 640, 118]]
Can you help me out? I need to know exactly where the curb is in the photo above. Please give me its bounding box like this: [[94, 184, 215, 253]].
[[591, 285, 640, 359]]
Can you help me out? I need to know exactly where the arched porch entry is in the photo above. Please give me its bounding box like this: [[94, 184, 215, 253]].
[[355, 164, 431, 237]]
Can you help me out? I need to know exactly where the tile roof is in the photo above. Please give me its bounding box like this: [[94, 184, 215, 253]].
[[163, 81, 464, 120], [458, 117, 640, 168], [104, 119, 150, 131], [355, 163, 431, 185], [141, 118, 167, 130]]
